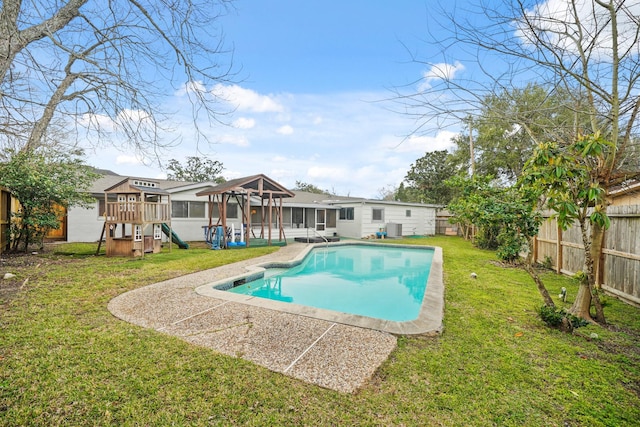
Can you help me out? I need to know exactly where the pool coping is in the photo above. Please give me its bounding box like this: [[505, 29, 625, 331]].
[[195, 241, 444, 335]]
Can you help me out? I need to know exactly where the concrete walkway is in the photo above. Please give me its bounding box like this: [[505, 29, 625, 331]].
[[108, 243, 397, 393]]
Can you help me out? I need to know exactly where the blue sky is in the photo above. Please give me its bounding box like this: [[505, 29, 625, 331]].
[[86, 0, 464, 198], [84, 0, 636, 198]]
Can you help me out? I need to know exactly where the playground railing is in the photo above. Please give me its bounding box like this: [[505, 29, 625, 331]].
[[105, 202, 171, 223]]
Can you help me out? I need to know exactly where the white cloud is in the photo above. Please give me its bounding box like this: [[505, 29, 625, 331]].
[[419, 62, 465, 91], [270, 168, 296, 179], [217, 134, 250, 147], [232, 117, 256, 129], [174, 80, 207, 97], [307, 166, 349, 181], [276, 125, 294, 135], [79, 113, 116, 131], [517, 0, 640, 60], [116, 109, 152, 126], [211, 84, 284, 113], [116, 154, 143, 165], [81, 109, 153, 132], [381, 130, 458, 154], [89, 88, 468, 199]]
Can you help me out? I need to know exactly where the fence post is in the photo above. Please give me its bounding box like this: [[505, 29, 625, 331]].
[[556, 223, 563, 274], [597, 227, 606, 288]]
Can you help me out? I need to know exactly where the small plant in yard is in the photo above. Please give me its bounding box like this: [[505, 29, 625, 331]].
[[540, 255, 553, 270], [537, 304, 589, 332]]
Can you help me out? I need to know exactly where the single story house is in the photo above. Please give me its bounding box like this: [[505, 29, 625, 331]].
[[63, 172, 222, 243], [303, 194, 440, 239], [57, 171, 440, 244]]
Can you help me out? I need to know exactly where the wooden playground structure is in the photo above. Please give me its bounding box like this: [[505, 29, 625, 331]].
[[97, 178, 186, 257], [196, 174, 294, 249]]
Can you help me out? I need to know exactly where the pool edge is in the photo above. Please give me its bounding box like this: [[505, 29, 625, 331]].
[[195, 242, 444, 336]]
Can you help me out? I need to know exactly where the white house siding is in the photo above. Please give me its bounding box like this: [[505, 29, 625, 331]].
[[336, 201, 437, 239], [67, 200, 104, 242], [170, 218, 210, 242], [168, 186, 214, 242], [336, 203, 364, 238], [66, 183, 438, 243]]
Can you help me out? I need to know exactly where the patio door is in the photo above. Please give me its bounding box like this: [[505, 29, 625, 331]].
[[316, 209, 326, 231]]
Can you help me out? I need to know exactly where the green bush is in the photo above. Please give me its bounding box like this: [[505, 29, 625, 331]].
[[537, 305, 588, 330], [496, 229, 524, 262], [475, 225, 501, 250]]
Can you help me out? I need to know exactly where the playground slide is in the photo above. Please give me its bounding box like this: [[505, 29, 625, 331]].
[[161, 223, 189, 249]]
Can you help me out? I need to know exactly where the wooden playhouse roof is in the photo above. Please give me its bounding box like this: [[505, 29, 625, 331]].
[[103, 177, 170, 195], [195, 174, 294, 199]]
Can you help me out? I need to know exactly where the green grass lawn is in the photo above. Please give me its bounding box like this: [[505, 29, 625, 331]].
[[1, 237, 638, 426]]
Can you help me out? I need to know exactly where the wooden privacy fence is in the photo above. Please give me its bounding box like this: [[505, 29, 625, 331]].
[[533, 205, 640, 307]]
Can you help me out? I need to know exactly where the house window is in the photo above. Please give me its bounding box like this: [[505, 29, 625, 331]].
[[406, 209, 411, 217], [100, 195, 117, 217], [171, 201, 205, 218], [372, 208, 384, 223], [211, 203, 238, 219], [133, 180, 156, 188], [189, 202, 205, 218], [127, 195, 137, 212], [227, 203, 238, 219], [292, 208, 304, 227], [339, 207, 354, 220], [153, 224, 162, 240], [134, 225, 142, 241], [172, 201, 188, 218]]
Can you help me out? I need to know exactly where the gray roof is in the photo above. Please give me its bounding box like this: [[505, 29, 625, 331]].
[[196, 174, 294, 199], [87, 171, 196, 195], [286, 191, 441, 209], [86, 173, 442, 208], [288, 191, 365, 204]]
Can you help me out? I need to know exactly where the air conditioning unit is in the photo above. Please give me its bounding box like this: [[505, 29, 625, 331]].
[[386, 223, 402, 238]]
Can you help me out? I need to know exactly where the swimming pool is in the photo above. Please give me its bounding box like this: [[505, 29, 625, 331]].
[[196, 242, 444, 335], [228, 244, 433, 321]]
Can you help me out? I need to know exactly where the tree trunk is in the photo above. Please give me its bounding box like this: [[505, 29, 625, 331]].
[[0, 0, 87, 81], [570, 280, 593, 321], [589, 221, 606, 323], [524, 237, 555, 307], [569, 216, 606, 324]]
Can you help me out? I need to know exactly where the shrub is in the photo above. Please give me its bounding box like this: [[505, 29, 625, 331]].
[[496, 229, 524, 262], [537, 304, 588, 331]]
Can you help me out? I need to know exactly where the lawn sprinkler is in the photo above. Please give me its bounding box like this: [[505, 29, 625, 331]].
[[558, 287, 567, 302]]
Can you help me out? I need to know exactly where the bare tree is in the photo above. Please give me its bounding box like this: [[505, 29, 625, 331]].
[[0, 0, 235, 158], [395, 0, 640, 322]]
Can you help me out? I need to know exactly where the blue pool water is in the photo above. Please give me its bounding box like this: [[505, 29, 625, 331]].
[[227, 244, 434, 322]]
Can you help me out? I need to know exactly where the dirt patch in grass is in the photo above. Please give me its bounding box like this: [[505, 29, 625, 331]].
[[0, 250, 73, 305]]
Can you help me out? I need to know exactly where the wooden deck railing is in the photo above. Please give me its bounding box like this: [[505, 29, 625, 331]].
[[105, 202, 171, 223]]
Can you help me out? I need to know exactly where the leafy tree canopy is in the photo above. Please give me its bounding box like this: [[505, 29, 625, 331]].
[[0, 149, 99, 251], [401, 150, 459, 204], [293, 181, 329, 195], [165, 157, 225, 183]]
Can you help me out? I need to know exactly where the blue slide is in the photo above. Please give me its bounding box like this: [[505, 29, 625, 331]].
[[161, 223, 189, 249]]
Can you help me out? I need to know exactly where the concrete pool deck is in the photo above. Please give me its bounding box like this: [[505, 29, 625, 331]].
[[108, 242, 443, 393]]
